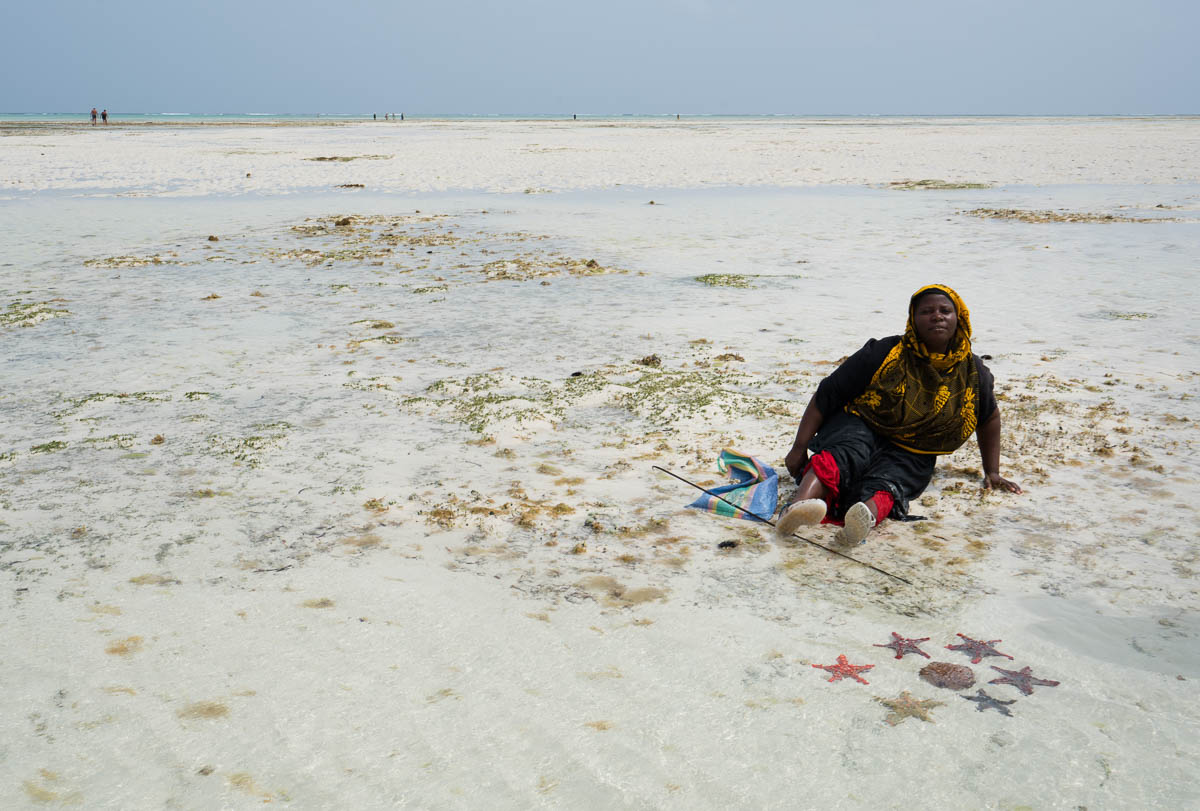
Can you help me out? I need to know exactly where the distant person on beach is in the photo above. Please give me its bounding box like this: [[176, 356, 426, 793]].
[[777, 284, 1021, 545], [101, 109, 108, 124], [90, 107, 98, 125]]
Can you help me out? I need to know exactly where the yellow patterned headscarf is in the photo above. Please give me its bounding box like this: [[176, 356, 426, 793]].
[[846, 284, 980, 454]]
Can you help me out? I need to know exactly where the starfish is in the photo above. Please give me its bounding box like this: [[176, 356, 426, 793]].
[[961, 689, 1017, 716], [876, 691, 944, 725], [946, 633, 1014, 665], [812, 654, 874, 684], [873, 631, 932, 660], [988, 665, 1061, 696]]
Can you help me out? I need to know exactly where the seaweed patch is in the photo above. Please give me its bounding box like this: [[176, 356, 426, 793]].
[[888, 179, 990, 190], [84, 254, 181, 268], [696, 274, 753, 288], [304, 154, 393, 162], [2, 299, 70, 328], [207, 422, 291, 467], [965, 208, 1179, 224]]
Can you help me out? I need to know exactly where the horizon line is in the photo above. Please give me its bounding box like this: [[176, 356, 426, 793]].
[[4, 111, 1200, 119]]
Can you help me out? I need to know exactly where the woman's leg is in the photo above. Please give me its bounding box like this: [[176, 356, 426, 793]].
[[776, 468, 828, 536], [838, 501, 877, 544], [839, 444, 936, 543], [858, 445, 936, 519], [839, 490, 894, 543], [785, 466, 827, 504], [777, 412, 876, 537]]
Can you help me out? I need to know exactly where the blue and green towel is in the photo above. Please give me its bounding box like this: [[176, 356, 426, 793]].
[[687, 449, 779, 522]]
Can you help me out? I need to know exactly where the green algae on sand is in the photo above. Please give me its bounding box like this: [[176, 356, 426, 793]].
[[2, 299, 70, 328], [965, 208, 1178, 224], [304, 154, 392, 162], [694, 273, 803, 289], [207, 422, 292, 467], [888, 179, 990, 190], [83, 254, 181, 268], [1089, 310, 1156, 321], [695, 273, 753, 288], [392, 364, 790, 436]]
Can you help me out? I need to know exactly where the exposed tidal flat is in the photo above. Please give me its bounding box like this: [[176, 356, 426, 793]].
[[2, 119, 1200, 808]]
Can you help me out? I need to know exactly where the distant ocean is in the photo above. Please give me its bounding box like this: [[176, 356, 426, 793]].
[[5, 112, 767, 123], [3, 112, 1192, 125], [2, 112, 400, 124]]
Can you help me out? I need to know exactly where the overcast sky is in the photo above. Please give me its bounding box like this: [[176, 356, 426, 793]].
[[6, 0, 1197, 114]]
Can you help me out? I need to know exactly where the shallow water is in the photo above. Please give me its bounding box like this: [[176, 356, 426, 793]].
[[2, 168, 1199, 808]]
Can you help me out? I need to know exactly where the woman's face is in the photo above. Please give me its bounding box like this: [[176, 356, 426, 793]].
[[912, 293, 958, 352]]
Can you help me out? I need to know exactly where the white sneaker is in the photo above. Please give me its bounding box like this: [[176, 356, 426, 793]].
[[776, 498, 827, 537], [835, 501, 874, 545]]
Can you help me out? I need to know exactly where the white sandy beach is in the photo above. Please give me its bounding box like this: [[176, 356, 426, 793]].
[[1, 118, 1199, 808]]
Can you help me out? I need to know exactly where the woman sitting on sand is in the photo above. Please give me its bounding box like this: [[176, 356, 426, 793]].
[[778, 284, 1021, 544]]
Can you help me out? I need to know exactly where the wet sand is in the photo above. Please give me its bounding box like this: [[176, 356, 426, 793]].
[[1, 119, 1199, 808]]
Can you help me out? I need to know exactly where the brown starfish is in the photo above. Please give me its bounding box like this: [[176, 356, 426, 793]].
[[876, 691, 944, 725]]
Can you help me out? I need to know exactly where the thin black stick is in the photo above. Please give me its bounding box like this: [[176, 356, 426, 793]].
[[652, 465, 912, 586]]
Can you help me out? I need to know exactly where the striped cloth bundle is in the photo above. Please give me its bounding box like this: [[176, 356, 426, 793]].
[[686, 449, 779, 523]]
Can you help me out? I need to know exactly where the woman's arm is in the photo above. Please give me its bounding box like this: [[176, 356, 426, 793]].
[[784, 398, 824, 480], [976, 407, 1022, 493], [785, 338, 896, 480]]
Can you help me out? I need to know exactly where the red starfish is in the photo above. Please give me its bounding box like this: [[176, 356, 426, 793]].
[[812, 654, 874, 684], [988, 666, 1061, 696], [873, 631, 931, 660], [946, 633, 1014, 665]]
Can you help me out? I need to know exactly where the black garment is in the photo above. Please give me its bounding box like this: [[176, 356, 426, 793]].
[[804, 336, 995, 520], [809, 411, 935, 520], [813, 336, 997, 425]]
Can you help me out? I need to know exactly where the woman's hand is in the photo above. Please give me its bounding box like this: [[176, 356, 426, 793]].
[[982, 472, 1022, 494], [785, 446, 809, 481], [977, 409, 1021, 493], [786, 399, 824, 480]]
